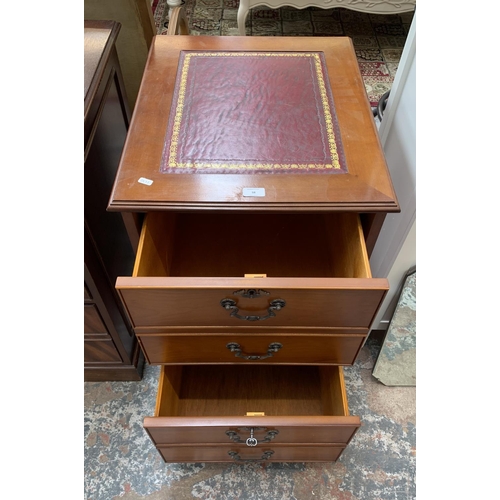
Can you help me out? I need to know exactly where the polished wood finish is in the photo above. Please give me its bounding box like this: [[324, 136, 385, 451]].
[[147, 418, 360, 445], [116, 212, 388, 330], [156, 444, 345, 463], [112, 35, 399, 462], [84, 305, 108, 334], [85, 225, 144, 380], [133, 211, 372, 278], [109, 36, 398, 213], [160, 365, 338, 416], [84, 339, 123, 363], [136, 332, 365, 365], [84, 21, 141, 250], [144, 365, 360, 462], [84, 21, 144, 381]]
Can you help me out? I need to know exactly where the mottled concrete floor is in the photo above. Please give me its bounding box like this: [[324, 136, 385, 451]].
[[84, 337, 416, 500]]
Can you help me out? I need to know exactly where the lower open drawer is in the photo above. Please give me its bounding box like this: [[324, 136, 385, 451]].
[[144, 364, 360, 463]]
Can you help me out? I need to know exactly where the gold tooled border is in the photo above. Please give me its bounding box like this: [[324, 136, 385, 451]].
[[168, 52, 342, 171]]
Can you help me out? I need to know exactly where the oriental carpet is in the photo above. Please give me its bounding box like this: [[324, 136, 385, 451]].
[[151, 0, 414, 106]]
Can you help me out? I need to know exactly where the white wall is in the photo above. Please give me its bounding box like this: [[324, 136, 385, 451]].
[[370, 15, 416, 330]]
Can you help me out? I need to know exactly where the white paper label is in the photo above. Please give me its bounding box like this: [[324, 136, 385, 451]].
[[138, 177, 153, 186], [243, 188, 265, 197]]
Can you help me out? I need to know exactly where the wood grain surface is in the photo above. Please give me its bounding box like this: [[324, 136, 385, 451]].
[[109, 36, 399, 212]]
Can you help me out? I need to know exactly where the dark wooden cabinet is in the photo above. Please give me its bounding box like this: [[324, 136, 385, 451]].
[[84, 20, 144, 381]]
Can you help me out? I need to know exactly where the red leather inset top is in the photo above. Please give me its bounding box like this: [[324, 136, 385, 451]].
[[160, 51, 347, 174]]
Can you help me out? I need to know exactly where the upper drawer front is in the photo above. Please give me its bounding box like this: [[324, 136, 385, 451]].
[[117, 278, 387, 329], [117, 211, 388, 329], [138, 332, 366, 365]]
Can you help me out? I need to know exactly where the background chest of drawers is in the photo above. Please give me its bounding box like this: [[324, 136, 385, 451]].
[[109, 35, 399, 461], [84, 21, 144, 381]]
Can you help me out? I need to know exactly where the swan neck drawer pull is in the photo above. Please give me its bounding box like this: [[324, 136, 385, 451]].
[[220, 298, 286, 321], [228, 450, 275, 462], [226, 342, 283, 360], [226, 427, 279, 446]]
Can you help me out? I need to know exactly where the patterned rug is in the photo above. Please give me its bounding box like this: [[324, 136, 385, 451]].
[[151, 1, 414, 106]]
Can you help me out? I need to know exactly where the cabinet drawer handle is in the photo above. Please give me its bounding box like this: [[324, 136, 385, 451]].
[[226, 342, 283, 360], [220, 298, 286, 321], [228, 450, 274, 462], [226, 427, 279, 446]]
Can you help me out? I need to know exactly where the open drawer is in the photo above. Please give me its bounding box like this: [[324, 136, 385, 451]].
[[116, 212, 388, 332], [144, 364, 360, 463]]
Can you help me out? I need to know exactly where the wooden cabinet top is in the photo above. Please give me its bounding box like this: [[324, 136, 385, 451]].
[[109, 36, 399, 213]]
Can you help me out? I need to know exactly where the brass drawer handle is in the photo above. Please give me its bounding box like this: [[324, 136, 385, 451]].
[[220, 298, 286, 321], [226, 342, 283, 360], [226, 427, 279, 446], [228, 450, 274, 462]]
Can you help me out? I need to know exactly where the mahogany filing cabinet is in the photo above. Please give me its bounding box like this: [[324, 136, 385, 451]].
[[109, 35, 399, 463]]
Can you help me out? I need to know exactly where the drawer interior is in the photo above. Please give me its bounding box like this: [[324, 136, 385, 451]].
[[155, 365, 350, 418], [134, 212, 371, 279]]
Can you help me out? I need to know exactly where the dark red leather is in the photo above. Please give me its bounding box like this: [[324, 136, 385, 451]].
[[160, 51, 347, 174]]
